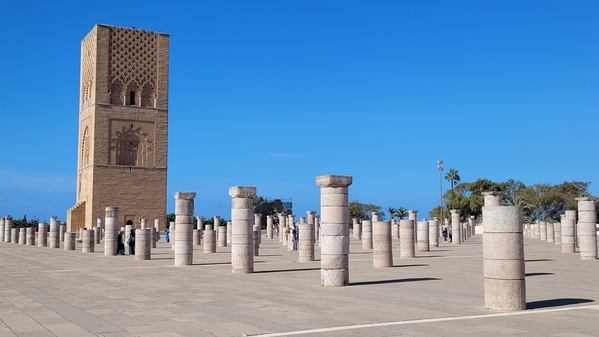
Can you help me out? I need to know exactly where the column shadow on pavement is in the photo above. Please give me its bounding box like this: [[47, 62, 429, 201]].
[[350, 277, 440, 286], [254, 267, 321, 274], [525, 272, 554, 277], [527, 298, 594, 309]]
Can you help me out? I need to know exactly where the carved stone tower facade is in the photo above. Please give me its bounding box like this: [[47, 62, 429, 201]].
[[67, 24, 168, 232]]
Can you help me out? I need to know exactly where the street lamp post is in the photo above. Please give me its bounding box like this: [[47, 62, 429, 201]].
[[437, 160, 444, 241]]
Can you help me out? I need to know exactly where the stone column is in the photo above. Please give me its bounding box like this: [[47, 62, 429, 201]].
[[539, 221, 547, 241], [554, 218, 562, 245], [170, 221, 175, 251], [373, 220, 392, 267], [150, 226, 157, 248], [104, 207, 118, 256], [299, 215, 315, 262], [316, 215, 321, 246], [371, 212, 379, 222], [37, 222, 47, 247], [533, 223, 540, 240], [203, 225, 216, 253], [154, 219, 161, 243], [523, 223, 529, 238], [361, 220, 372, 249], [125, 223, 133, 255], [3, 216, 11, 243], [229, 186, 256, 273], [266, 215, 273, 239], [400, 219, 415, 258], [430, 218, 439, 247], [278, 213, 287, 244], [565, 210, 577, 249], [174, 192, 195, 266], [140, 219, 147, 229], [469, 216, 475, 239], [193, 216, 203, 246], [25, 227, 35, 245], [60, 223, 66, 242], [64, 232, 76, 250], [135, 228, 151, 260], [393, 219, 400, 240], [82, 229, 94, 253], [547, 222, 555, 243], [451, 210, 461, 244], [352, 218, 360, 240], [226, 221, 232, 246], [482, 194, 525, 311], [417, 220, 430, 252], [408, 210, 418, 241], [253, 214, 261, 245], [0, 217, 4, 242], [561, 215, 575, 253], [18, 228, 25, 244], [214, 215, 221, 244], [287, 215, 295, 251], [49, 216, 59, 248], [253, 225, 260, 256], [11, 228, 18, 244], [576, 197, 597, 260], [95, 218, 103, 244], [317, 175, 352, 287], [218, 226, 227, 247]]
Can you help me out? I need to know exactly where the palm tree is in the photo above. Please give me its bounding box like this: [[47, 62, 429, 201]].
[[445, 168, 461, 209], [386, 207, 396, 221], [395, 207, 408, 220]]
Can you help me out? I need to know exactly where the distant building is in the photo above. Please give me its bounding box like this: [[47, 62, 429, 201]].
[[67, 24, 169, 231]]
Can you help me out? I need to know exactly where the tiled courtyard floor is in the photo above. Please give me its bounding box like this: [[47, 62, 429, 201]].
[[0, 232, 597, 336]]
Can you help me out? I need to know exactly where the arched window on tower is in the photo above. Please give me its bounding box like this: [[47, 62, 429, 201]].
[[117, 133, 141, 166], [129, 91, 136, 106]]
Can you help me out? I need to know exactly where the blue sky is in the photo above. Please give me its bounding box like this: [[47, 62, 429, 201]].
[[0, 1, 598, 222]]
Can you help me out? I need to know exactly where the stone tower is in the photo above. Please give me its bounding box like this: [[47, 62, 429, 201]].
[[67, 24, 169, 232]]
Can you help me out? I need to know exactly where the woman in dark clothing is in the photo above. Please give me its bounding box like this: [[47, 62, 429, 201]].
[[129, 229, 136, 255], [117, 231, 125, 255]]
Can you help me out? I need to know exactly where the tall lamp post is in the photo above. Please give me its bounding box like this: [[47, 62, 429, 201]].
[[437, 160, 444, 239]]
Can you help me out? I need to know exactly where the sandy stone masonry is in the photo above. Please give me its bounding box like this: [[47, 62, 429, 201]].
[[67, 24, 169, 233]]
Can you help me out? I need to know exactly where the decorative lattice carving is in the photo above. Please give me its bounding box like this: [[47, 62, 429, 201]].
[[81, 127, 90, 166], [80, 29, 96, 107], [109, 27, 157, 105]]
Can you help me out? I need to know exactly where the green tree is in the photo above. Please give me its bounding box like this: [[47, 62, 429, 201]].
[[444, 168, 461, 209], [394, 207, 409, 220], [253, 196, 288, 228], [349, 200, 383, 224]]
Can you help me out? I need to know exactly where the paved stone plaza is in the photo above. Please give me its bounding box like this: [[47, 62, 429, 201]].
[[0, 234, 597, 336]]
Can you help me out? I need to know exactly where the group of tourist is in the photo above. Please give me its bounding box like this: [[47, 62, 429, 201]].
[[116, 229, 136, 255]]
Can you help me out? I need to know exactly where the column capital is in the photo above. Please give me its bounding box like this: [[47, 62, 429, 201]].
[[228, 186, 256, 198], [316, 175, 352, 188], [174, 192, 196, 200]]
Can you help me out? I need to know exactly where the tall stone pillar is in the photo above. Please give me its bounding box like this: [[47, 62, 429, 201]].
[[278, 213, 287, 244], [392, 219, 400, 240], [59, 223, 66, 242], [26, 227, 35, 245], [230, 186, 256, 273], [299, 214, 315, 262], [11, 228, 18, 244], [450, 210, 461, 244], [287, 215, 295, 251], [266, 215, 273, 239], [352, 218, 360, 240], [317, 175, 352, 287], [135, 228, 151, 260], [408, 210, 418, 241], [170, 221, 175, 251], [576, 197, 597, 260], [0, 217, 4, 242], [253, 225, 260, 256], [17, 228, 25, 244], [546, 222, 555, 243], [104, 207, 118, 256], [140, 218, 147, 229], [361, 220, 372, 249], [561, 215, 575, 253], [82, 229, 94, 253], [154, 219, 161, 243], [64, 232, 76, 250], [37, 222, 47, 247], [226, 221, 232, 246], [371, 212, 379, 222], [468, 216, 475, 239], [417, 220, 430, 252], [150, 226, 157, 248], [482, 193, 525, 311], [533, 223, 540, 240], [193, 216, 202, 246], [214, 215, 221, 243], [554, 218, 562, 245], [96, 218, 103, 243], [565, 210, 577, 249], [539, 221, 547, 241], [49, 216, 59, 248], [316, 215, 321, 246], [3, 216, 11, 243], [253, 214, 261, 244], [373, 220, 392, 267], [400, 219, 415, 258], [523, 223, 530, 238], [218, 226, 227, 247], [174, 192, 195, 266], [430, 218, 439, 247], [203, 225, 216, 253]]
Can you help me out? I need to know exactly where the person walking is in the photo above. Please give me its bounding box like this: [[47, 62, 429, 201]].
[[128, 229, 136, 255], [117, 230, 125, 255]]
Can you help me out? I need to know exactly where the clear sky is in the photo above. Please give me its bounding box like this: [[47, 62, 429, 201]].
[[0, 1, 598, 223]]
